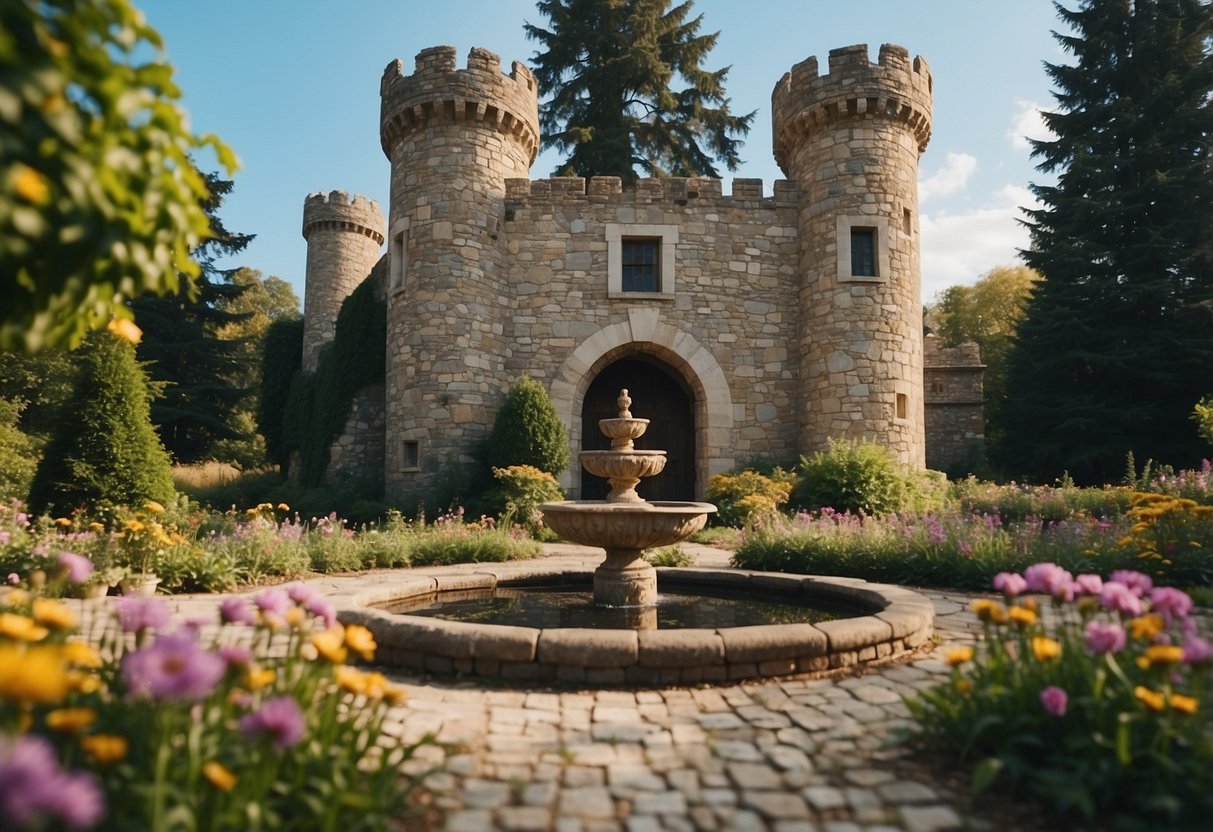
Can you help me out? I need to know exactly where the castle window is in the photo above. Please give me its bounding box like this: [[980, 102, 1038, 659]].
[[851, 229, 877, 277], [896, 393, 908, 420], [388, 217, 410, 294], [621, 238, 660, 292], [606, 223, 678, 299], [401, 440, 420, 471], [903, 207, 913, 236]]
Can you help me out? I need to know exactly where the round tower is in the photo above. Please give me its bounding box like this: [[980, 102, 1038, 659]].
[[300, 190, 386, 370], [379, 45, 539, 496], [772, 43, 932, 466]]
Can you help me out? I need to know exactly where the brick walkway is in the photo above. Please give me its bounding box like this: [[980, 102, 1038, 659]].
[[100, 544, 993, 832]]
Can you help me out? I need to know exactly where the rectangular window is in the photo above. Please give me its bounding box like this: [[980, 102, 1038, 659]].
[[621, 238, 660, 292], [851, 229, 877, 277], [401, 440, 420, 471], [896, 393, 908, 420], [903, 208, 912, 236]]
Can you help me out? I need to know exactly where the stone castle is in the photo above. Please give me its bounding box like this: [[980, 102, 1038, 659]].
[[299, 43, 983, 501]]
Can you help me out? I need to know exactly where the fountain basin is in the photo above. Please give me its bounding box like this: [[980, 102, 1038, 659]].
[[336, 564, 936, 686], [539, 500, 715, 550]]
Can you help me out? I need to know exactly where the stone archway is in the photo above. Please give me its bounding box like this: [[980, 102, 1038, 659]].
[[549, 308, 735, 498]]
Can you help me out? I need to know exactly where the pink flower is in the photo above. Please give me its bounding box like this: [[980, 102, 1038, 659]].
[[1099, 582, 1144, 617], [1148, 587, 1193, 622], [286, 583, 319, 605], [122, 633, 225, 701], [304, 597, 336, 628], [218, 645, 253, 667], [219, 597, 257, 626], [56, 551, 93, 584], [1073, 574, 1103, 596], [0, 735, 104, 830], [1084, 620, 1126, 655], [114, 596, 171, 633], [1109, 570, 1152, 597], [239, 696, 306, 750], [1023, 562, 1074, 600], [1040, 686, 1068, 717], [993, 572, 1027, 597], [253, 588, 291, 616], [1183, 636, 1213, 666]]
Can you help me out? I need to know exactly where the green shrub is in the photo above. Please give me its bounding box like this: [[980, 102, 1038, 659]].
[[706, 469, 793, 527], [0, 396, 37, 500], [408, 522, 540, 566], [950, 475, 1133, 522], [257, 317, 303, 466], [28, 332, 175, 514], [644, 545, 694, 567], [486, 375, 569, 475], [490, 464, 564, 533], [790, 437, 923, 515]]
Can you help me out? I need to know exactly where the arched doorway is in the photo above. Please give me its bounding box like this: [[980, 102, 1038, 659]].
[[581, 357, 695, 501]]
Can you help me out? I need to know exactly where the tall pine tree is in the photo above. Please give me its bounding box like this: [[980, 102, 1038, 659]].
[[1000, 0, 1213, 484], [525, 0, 753, 182]]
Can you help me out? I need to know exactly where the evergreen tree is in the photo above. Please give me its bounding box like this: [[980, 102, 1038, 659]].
[[1000, 0, 1213, 484], [132, 173, 256, 464], [525, 0, 753, 182], [486, 376, 570, 475], [28, 331, 175, 514]]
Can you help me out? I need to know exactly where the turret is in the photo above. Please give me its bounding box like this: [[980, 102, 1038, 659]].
[[300, 190, 385, 370], [379, 46, 539, 497], [772, 44, 933, 466]]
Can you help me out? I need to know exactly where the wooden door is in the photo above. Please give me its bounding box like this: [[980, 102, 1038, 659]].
[[580, 358, 695, 501]]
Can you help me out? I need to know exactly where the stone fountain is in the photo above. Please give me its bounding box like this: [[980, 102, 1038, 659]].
[[539, 389, 717, 609]]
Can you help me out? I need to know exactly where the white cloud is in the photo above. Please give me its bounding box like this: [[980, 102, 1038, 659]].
[[918, 152, 977, 203], [1009, 99, 1053, 152], [919, 184, 1040, 302]]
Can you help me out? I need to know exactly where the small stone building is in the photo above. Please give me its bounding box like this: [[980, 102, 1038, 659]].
[[922, 336, 986, 473], [299, 42, 981, 501]]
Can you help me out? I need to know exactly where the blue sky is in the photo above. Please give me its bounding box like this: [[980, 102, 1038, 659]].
[[140, 0, 1066, 305]]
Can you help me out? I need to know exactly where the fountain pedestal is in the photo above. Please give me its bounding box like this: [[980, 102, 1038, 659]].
[[539, 390, 716, 614]]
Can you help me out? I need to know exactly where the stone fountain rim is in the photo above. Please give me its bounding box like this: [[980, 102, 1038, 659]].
[[539, 500, 718, 513], [336, 565, 935, 686]]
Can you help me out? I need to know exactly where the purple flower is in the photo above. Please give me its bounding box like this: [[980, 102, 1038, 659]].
[[992, 572, 1027, 597], [219, 597, 257, 626], [56, 551, 93, 584], [239, 696, 306, 750], [114, 596, 171, 633], [253, 588, 291, 616], [0, 734, 105, 830], [1099, 582, 1144, 617], [218, 644, 253, 667], [1084, 620, 1126, 655], [1149, 587, 1193, 622], [1183, 636, 1213, 666], [286, 583, 319, 605], [305, 597, 337, 628], [1109, 570, 1152, 597], [1073, 574, 1103, 596], [122, 633, 225, 701], [6, 573, 18, 585], [1023, 562, 1074, 600], [1040, 686, 1068, 717]]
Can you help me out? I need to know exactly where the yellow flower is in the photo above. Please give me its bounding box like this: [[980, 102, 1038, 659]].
[[67, 670, 101, 694], [88, 522, 105, 533], [14, 164, 49, 204], [145, 501, 165, 514], [970, 599, 1008, 624], [286, 607, 306, 629], [2, 588, 30, 606], [123, 520, 146, 534], [1128, 614, 1165, 641], [80, 734, 128, 764], [344, 624, 376, 661], [0, 612, 49, 641], [336, 665, 368, 696], [54, 517, 73, 528], [276, 503, 290, 511], [45, 707, 97, 734], [1008, 606, 1038, 628], [956, 679, 973, 695], [1135, 686, 1166, 712], [202, 761, 238, 792], [32, 599, 76, 631], [311, 628, 348, 663], [945, 646, 974, 666], [1018, 597, 1038, 613], [1143, 645, 1185, 666], [1031, 637, 1061, 662], [106, 317, 143, 344], [1169, 693, 1199, 716], [245, 665, 276, 691], [0, 644, 71, 704]]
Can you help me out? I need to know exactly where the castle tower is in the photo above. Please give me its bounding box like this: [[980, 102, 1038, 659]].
[[772, 44, 933, 466], [300, 191, 386, 370], [379, 46, 539, 496]]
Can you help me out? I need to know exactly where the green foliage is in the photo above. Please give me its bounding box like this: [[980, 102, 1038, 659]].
[[906, 570, 1213, 828], [1194, 396, 1213, 447], [791, 438, 930, 516], [950, 477, 1133, 523], [525, 0, 754, 181], [490, 465, 564, 533], [0, 0, 236, 352], [257, 318, 304, 467], [706, 469, 793, 527], [28, 332, 175, 515], [644, 545, 694, 567], [0, 349, 74, 443], [486, 375, 570, 475], [0, 397, 37, 500], [1002, 0, 1213, 484]]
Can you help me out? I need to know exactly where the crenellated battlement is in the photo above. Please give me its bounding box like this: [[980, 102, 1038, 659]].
[[379, 45, 540, 164], [771, 43, 932, 175], [302, 190, 385, 244], [503, 176, 799, 210]]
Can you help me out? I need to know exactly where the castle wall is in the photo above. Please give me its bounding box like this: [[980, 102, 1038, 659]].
[[923, 337, 985, 473], [324, 385, 387, 488]]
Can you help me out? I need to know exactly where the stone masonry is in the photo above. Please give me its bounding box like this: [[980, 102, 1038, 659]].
[[922, 336, 985, 473], [299, 43, 973, 501]]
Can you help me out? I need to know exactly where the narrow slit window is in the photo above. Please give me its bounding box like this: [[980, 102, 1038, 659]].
[[621, 238, 660, 292], [402, 440, 420, 471], [902, 208, 912, 236], [851, 228, 877, 277], [896, 393, 908, 420]]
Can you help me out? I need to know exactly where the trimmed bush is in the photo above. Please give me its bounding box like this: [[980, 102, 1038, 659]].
[[490, 464, 564, 533], [28, 332, 174, 514], [486, 376, 569, 475], [706, 469, 793, 527], [791, 437, 925, 515]]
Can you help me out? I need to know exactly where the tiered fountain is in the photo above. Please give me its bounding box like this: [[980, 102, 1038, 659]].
[[539, 390, 716, 609]]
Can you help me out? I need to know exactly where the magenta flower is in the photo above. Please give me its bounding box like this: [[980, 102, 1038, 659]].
[[1073, 574, 1103, 596], [1023, 562, 1074, 600], [993, 572, 1027, 597], [253, 588, 292, 616], [305, 597, 337, 628], [1040, 686, 1068, 717], [114, 596, 171, 633], [1183, 636, 1213, 666], [219, 597, 257, 626], [122, 633, 226, 701], [1099, 582, 1144, 617], [286, 583, 320, 605], [239, 696, 306, 750], [219, 644, 253, 667], [7, 573, 18, 585], [57, 551, 93, 584], [0, 735, 105, 830], [1148, 587, 1193, 622], [1109, 570, 1152, 597], [1084, 620, 1126, 655]]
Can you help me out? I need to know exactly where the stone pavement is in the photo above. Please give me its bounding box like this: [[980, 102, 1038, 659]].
[[117, 544, 994, 832]]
